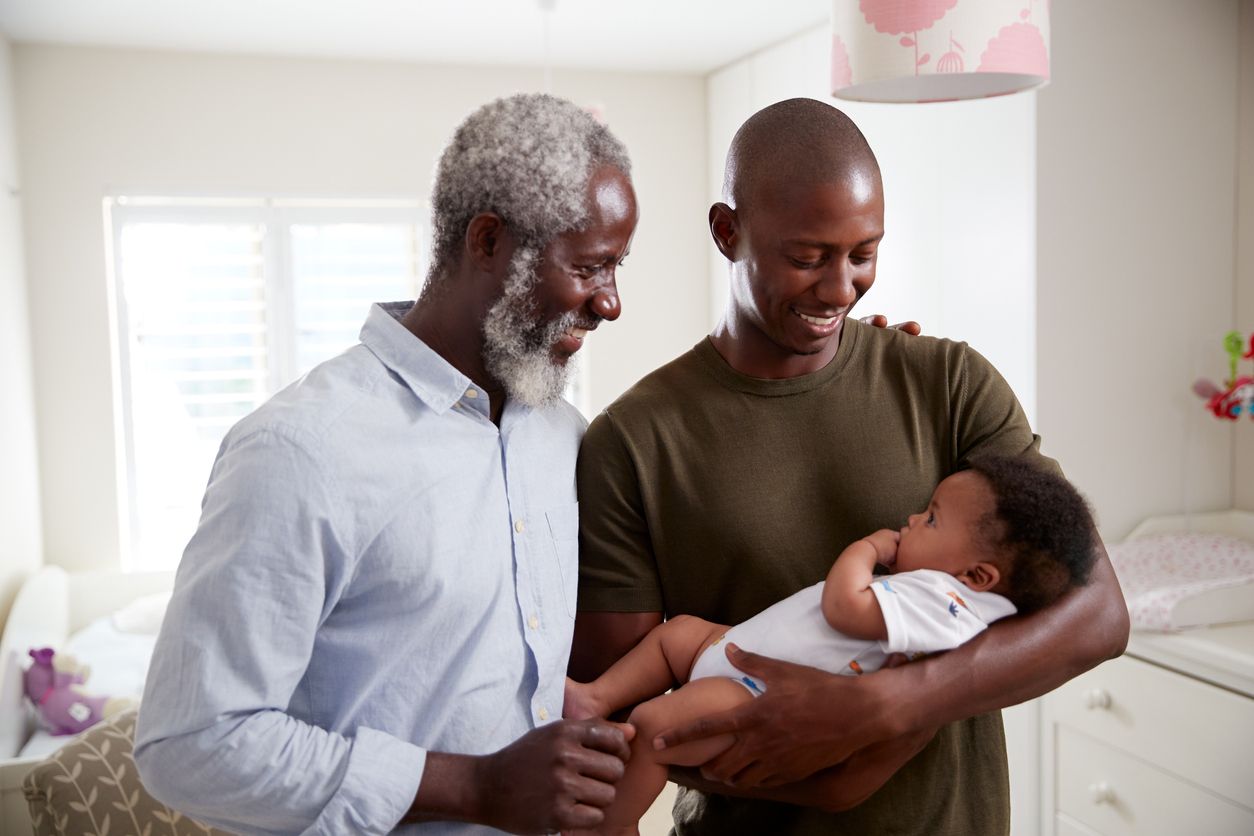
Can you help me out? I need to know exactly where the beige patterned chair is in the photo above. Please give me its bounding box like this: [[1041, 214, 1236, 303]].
[[22, 710, 232, 836]]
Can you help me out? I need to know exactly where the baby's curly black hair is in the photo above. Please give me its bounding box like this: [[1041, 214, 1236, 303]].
[[967, 456, 1097, 614]]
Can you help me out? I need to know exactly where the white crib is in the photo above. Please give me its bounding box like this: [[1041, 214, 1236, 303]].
[[0, 566, 172, 836]]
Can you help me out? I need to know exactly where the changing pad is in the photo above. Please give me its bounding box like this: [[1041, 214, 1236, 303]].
[[1109, 532, 1254, 631]]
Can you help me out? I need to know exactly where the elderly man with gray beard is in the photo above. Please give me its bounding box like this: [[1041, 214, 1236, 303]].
[[135, 94, 638, 836]]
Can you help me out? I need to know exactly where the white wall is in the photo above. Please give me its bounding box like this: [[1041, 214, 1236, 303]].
[[1235, 1, 1254, 509], [1037, 0, 1241, 541], [14, 44, 708, 572], [706, 25, 1038, 421], [0, 33, 42, 626]]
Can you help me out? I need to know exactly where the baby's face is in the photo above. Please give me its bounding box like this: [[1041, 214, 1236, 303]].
[[895, 471, 995, 576]]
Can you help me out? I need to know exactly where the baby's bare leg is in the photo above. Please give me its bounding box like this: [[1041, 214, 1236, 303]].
[[566, 615, 727, 720], [569, 677, 754, 835]]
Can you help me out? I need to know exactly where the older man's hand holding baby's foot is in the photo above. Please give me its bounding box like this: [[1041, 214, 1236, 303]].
[[861, 529, 900, 568], [473, 719, 635, 835]]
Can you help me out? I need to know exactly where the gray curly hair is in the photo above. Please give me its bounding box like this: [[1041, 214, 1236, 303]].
[[427, 93, 632, 278]]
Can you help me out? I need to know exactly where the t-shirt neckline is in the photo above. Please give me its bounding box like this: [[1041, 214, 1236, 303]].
[[693, 317, 862, 397]]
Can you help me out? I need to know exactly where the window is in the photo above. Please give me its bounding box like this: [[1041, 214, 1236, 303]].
[[108, 198, 426, 570]]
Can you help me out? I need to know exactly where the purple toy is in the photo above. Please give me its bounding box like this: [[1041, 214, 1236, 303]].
[[24, 647, 119, 736]]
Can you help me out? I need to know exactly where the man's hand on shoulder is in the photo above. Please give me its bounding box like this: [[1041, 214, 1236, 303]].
[[408, 719, 634, 834], [859, 314, 922, 336]]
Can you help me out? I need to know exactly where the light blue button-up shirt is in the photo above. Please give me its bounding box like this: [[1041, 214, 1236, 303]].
[[135, 303, 585, 835]]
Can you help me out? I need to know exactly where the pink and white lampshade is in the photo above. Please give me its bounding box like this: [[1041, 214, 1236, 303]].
[[831, 0, 1050, 103]]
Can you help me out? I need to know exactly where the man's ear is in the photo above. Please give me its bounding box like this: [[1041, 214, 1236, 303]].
[[708, 202, 740, 262], [464, 212, 511, 272], [959, 562, 1001, 593]]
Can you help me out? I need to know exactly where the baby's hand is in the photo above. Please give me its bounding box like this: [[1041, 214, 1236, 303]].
[[862, 529, 900, 567]]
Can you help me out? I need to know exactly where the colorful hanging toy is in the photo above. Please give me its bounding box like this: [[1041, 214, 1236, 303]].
[[1193, 331, 1254, 420]]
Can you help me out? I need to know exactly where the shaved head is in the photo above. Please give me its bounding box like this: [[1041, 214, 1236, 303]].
[[708, 98, 886, 380], [723, 98, 881, 213]]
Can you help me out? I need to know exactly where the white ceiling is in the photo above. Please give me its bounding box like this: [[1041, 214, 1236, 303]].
[[0, 0, 830, 74]]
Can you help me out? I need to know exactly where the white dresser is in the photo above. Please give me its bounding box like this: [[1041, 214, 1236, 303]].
[[1040, 621, 1254, 836]]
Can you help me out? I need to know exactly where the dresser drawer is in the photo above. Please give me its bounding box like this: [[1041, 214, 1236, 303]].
[[1055, 727, 1254, 836], [1045, 654, 1254, 808], [1055, 812, 1102, 836]]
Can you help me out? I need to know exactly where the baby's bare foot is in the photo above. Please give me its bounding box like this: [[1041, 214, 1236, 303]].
[[563, 677, 608, 720]]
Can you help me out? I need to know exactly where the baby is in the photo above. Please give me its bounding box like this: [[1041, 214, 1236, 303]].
[[565, 455, 1097, 834]]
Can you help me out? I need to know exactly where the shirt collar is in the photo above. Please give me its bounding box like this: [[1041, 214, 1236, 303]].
[[360, 301, 475, 415]]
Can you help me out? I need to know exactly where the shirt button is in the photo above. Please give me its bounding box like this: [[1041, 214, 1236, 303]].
[[528, 614, 539, 630], [538, 707, 549, 721], [515, 520, 525, 533], [465, 388, 478, 399]]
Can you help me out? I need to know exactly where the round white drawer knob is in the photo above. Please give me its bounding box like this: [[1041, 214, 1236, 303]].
[[1084, 688, 1112, 710], [1089, 782, 1115, 805]]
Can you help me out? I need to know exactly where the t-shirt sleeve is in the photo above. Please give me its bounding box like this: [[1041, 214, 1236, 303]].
[[576, 411, 665, 612], [870, 571, 1003, 656], [951, 344, 1063, 477]]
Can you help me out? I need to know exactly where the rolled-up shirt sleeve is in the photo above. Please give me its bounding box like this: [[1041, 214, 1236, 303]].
[[135, 427, 426, 835]]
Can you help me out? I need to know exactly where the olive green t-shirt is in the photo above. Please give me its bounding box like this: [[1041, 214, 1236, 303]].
[[576, 319, 1055, 836]]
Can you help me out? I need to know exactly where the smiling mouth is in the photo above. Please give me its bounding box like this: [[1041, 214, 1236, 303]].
[[553, 324, 594, 357], [793, 310, 840, 327]]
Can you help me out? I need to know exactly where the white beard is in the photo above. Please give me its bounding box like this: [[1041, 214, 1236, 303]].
[[481, 245, 581, 409]]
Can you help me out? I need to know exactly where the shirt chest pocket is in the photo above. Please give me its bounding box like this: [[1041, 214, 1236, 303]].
[[544, 502, 579, 618]]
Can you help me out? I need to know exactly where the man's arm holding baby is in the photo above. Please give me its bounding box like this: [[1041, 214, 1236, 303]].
[[569, 611, 937, 813], [674, 723, 937, 813], [658, 528, 929, 810], [654, 539, 1128, 794]]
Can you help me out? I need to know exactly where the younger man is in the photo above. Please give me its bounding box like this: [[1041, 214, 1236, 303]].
[[572, 98, 1129, 834]]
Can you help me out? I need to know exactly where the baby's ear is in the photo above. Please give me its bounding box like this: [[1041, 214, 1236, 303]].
[[959, 561, 1000, 592]]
